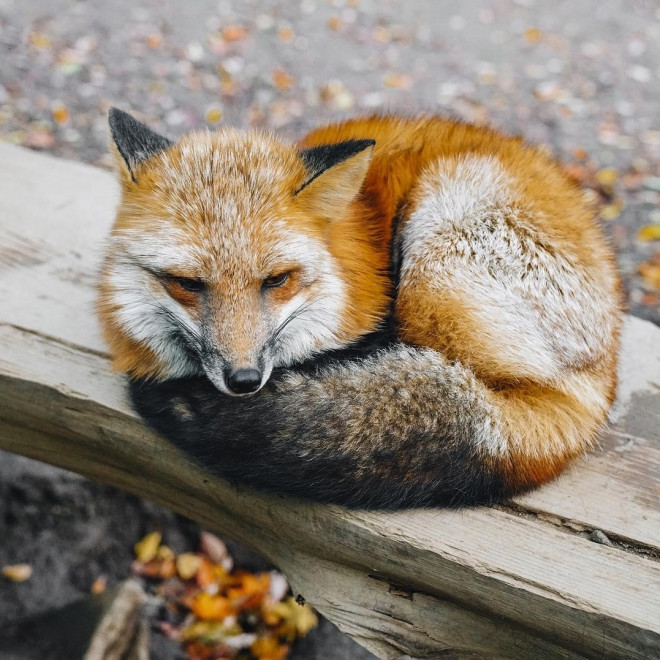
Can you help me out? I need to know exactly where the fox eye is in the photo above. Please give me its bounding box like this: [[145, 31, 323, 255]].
[[263, 272, 290, 289], [168, 276, 205, 293]]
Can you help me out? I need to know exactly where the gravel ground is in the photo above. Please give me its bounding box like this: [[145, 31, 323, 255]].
[[1, 0, 659, 321], [0, 1, 658, 658]]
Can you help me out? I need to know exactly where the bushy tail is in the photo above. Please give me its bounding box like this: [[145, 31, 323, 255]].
[[130, 345, 607, 509]]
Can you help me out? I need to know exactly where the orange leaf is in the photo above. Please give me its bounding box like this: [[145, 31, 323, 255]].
[[250, 635, 290, 660], [191, 592, 233, 621], [2, 564, 32, 582], [52, 104, 69, 125], [91, 575, 107, 594], [639, 260, 660, 291], [222, 25, 247, 42], [272, 70, 295, 91], [278, 27, 295, 43]]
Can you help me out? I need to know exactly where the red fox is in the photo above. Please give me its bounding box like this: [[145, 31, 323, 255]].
[[99, 108, 622, 508]]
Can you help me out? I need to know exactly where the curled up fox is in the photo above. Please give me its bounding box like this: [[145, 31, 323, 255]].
[[98, 108, 622, 509]]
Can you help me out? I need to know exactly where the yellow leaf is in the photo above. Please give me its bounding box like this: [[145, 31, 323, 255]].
[[638, 224, 660, 242], [639, 261, 660, 291], [134, 531, 161, 562], [600, 198, 623, 221], [2, 564, 32, 582], [278, 27, 295, 43], [524, 27, 541, 43], [176, 552, 202, 580], [268, 596, 318, 637], [205, 107, 223, 124], [595, 167, 619, 187]]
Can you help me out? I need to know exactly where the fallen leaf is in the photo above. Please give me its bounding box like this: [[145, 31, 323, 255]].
[[524, 27, 541, 43], [52, 103, 69, 125], [200, 532, 232, 568], [266, 596, 318, 638], [91, 575, 107, 594], [250, 635, 290, 660], [595, 167, 619, 188], [146, 33, 163, 49], [24, 130, 54, 149], [135, 531, 162, 562], [278, 27, 295, 43], [638, 225, 660, 242], [373, 26, 392, 43], [383, 73, 412, 90], [177, 553, 202, 580], [272, 69, 295, 91], [268, 571, 289, 603], [191, 592, 233, 621], [227, 572, 270, 609], [600, 198, 623, 221], [573, 147, 588, 161], [205, 107, 223, 124], [2, 564, 32, 582], [29, 31, 51, 49], [639, 260, 660, 291], [564, 164, 589, 184], [222, 25, 247, 42], [157, 545, 175, 561]]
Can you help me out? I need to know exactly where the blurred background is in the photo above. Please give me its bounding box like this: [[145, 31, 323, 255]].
[[0, 0, 658, 658]]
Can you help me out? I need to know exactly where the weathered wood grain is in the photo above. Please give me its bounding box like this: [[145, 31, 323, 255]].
[[1, 142, 659, 659]]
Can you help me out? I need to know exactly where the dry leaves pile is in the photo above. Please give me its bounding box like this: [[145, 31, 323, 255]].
[[132, 531, 317, 660]]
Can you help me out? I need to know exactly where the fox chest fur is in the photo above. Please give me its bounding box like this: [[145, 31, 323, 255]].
[[100, 111, 622, 508]]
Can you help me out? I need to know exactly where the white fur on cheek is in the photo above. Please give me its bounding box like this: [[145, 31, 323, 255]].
[[106, 252, 202, 379], [269, 234, 346, 367]]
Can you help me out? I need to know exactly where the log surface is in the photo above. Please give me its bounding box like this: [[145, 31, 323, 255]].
[[0, 143, 659, 659]]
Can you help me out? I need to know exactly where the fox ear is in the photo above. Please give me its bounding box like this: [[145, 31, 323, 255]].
[[296, 140, 375, 218], [108, 108, 173, 183]]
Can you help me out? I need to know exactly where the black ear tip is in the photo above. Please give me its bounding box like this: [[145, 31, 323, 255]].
[[108, 107, 134, 130]]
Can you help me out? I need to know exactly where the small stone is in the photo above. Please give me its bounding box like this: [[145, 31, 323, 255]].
[[588, 530, 614, 546]]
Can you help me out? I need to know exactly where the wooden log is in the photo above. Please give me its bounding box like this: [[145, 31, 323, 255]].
[[1, 143, 659, 659]]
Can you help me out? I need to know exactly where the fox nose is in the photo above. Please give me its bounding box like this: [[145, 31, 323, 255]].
[[225, 368, 263, 395]]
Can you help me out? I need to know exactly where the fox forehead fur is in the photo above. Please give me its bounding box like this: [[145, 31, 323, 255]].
[[99, 115, 386, 394]]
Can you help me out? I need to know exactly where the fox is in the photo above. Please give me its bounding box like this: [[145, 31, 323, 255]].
[[99, 108, 623, 509]]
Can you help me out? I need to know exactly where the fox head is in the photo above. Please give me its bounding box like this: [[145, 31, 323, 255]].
[[99, 109, 386, 396]]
